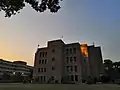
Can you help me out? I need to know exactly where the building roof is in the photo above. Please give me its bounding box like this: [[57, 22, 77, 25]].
[[48, 39, 65, 44], [0, 59, 33, 69]]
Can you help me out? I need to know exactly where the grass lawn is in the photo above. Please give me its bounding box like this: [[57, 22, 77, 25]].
[[0, 84, 120, 90]]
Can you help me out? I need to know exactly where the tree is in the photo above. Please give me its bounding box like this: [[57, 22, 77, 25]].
[[0, 0, 62, 17], [113, 62, 120, 79], [103, 59, 113, 82], [104, 59, 113, 70], [103, 60, 120, 83]]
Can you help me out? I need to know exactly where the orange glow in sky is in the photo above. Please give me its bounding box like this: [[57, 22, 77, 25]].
[[0, 42, 28, 63]]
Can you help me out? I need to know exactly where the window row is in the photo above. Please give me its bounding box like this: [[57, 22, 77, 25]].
[[66, 56, 76, 63], [40, 52, 47, 57], [38, 76, 46, 82], [38, 68, 46, 72], [39, 59, 47, 64], [67, 75, 78, 81], [0, 66, 30, 72], [66, 66, 78, 72], [66, 48, 76, 54]]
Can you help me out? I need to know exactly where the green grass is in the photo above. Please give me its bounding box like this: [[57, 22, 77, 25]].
[[0, 84, 120, 90]]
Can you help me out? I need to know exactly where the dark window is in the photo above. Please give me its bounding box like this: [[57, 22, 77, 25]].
[[40, 53, 41, 57], [75, 75, 78, 81], [38, 68, 40, 72], [44, 68, 46, 72], [52, 49, 55, 52], [74, 57, 76, 62], [44, 76, 45, 82], [43, 52, 44, 57], [71, 75, 74, 81], [67, 66, 69, 68], [70, 66, 73, 72], [75, 66, 77, 72], [52, 57, 55, 61], [41, 68, 43, 72], [73, 48, 76, 53], [66, 49, 68, 54], [66, 57, 69, 63], [52, 67, 55, 70], [39, 60, 41, 64], [66, 66, 69, 72], [45, 52, 47, 57], [42, 60, 44, 64], [70, 57, 72, 63], [45, 59, 47, 64], [70, 48, 72, 53], [41, 76, 43, 81]]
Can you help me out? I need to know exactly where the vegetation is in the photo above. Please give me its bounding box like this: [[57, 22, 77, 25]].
[[102, 59, 120, 84], [0, 0, 62, 17]]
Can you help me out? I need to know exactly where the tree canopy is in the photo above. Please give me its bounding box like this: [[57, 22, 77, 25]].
[[0, 0, 62, 17], [103, 59, 120, 82]]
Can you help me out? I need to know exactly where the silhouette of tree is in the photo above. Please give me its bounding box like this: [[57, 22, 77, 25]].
[[0, 0, 62, 17], [103, 59, 113, 82], [103, 60, 120, 83]]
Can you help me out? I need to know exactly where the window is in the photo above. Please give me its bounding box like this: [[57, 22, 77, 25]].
[[38, 68, 40, 72], [70, 66, 73, 72], [40, 53, 41, 57], [68, 75, 74, 81], [44, 76, 46, 82], [66, 57, 69, 63], [40, 76, 43, 81], [45, 52, 47, 57], [66, 49, 68, 54], [41, 68, 43, 72], [52, 57, 55, 61], [39, 60, 41, 64], [43, 52, 44, 57], [75, 66, 77, 72], [44, 68, 46, 72], [52, 49, 55, 52], [71, 75, 74, 81], [70, 57, 72, 63], [73, 48, 76, 53], [70, 48, 72, 53], [66, 66, 69, 72], [45, 59, 47, 64], [75, 75, 78, 81], [42, 60, 44, 64], [74, 57, 76, 62], [52, 67, 55, 70]]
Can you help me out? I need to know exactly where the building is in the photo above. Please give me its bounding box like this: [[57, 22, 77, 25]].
[[81, 44, 103, 81], [33, 39, 103, 84], [0, 59, 33, 81]]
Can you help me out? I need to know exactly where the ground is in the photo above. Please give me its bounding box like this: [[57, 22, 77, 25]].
[[0, 83, 120, 90]]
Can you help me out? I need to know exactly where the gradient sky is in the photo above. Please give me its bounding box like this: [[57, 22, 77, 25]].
[[0, 0, 120, 66]]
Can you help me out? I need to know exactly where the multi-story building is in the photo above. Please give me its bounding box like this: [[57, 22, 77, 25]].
[[33, 39, 103, 84], [0, 59, 33, 80]]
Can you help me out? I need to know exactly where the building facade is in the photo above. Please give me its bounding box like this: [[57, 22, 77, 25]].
[[33, 39, 103, 84], [0, 59, 33, 81]]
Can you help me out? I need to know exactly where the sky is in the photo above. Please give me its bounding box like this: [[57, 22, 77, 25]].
[[0, 0, 120, 66]]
